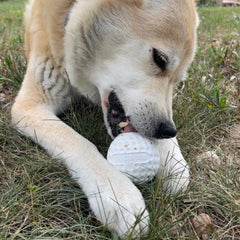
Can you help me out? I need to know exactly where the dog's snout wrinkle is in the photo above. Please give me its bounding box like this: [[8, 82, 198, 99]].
[[153, 122, 177, 139]]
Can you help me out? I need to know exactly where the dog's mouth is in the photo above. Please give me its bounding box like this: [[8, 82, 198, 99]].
[[107, 91, 136, 137]]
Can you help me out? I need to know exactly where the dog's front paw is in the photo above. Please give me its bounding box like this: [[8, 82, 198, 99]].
[[88, 175, 149, 239], [155, 138, 190, 195], [160, 158, 190, 195]]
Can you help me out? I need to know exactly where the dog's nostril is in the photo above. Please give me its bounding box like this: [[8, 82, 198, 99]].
[[153, 122, 177, 139]]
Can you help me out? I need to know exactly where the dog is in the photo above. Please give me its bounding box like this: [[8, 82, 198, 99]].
[[11, 0, 199, 238]]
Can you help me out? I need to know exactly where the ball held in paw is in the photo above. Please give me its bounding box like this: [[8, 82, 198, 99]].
[[107, 132, 160, 183]]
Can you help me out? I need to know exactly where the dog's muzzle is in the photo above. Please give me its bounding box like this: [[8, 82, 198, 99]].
[[106, 91, 177, 139]]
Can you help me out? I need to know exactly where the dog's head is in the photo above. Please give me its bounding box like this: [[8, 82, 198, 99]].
[[65, 0, 199, 139]]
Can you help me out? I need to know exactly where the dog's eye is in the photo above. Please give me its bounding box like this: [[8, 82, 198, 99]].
[[152, 48, 168, 71]]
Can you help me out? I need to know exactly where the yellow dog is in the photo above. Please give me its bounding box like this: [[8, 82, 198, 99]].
[[12, 0, 199, 238]]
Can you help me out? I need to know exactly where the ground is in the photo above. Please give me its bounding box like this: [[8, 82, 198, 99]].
[[0, 1, 240, 239]]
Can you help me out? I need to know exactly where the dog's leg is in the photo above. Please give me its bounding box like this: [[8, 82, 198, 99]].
[[11, 62, 149, 238], [155, 137, 190, 195]]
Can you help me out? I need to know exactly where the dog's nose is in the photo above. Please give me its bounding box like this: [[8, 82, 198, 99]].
[[153, 122, 177, 139]]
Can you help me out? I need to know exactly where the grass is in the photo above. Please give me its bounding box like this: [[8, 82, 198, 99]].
[[0, 1, 240, 239]]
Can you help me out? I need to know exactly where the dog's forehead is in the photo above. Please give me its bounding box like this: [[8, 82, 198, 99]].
[[133, 1, 198, 59], [101, 0, 198, 51], [137, 3, 197, 41]]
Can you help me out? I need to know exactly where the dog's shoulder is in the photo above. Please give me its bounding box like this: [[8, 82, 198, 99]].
[[24, 0, 74, 66]]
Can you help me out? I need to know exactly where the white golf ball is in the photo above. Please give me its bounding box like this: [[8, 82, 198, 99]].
[[107, 132, 160, 183]]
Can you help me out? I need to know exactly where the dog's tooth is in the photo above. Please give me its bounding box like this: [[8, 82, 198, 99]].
[[112, 110, 119, 117], [118, 122, 128, 128]]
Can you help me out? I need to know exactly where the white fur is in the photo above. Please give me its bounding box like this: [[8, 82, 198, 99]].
[[156, 137, 190, 195]]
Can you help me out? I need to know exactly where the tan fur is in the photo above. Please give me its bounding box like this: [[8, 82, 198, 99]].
[[12, 0, 198, 238], [24, 0, 74, 64]]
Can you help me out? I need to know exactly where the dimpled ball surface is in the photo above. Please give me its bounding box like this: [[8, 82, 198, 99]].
[[107, 132, 160, 183]]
